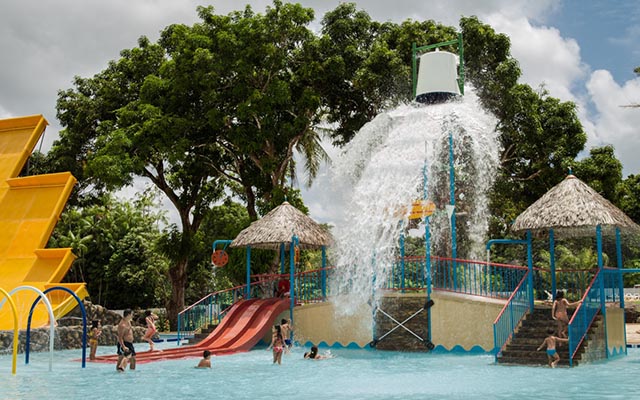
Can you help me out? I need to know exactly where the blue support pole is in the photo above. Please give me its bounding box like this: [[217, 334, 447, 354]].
[[212, 240, 232, 252], [280, 243, 285, 275], [526, 230, 534, 311], [26, 286, 87, 368], [246, 246, 252, 299], [321, 246, 327, 300], [423, 151, 432, 342], [400, 230, 406, 293], [616, 227, 624, 308], [550, 229, 556, 300], [596, 225, 605, 314], [289, 236, 299, 324], [449, 131, 457, 260]]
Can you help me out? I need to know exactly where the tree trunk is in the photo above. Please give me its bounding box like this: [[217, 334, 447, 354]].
[[166, 256, 189, 330], [245, 186, 258, 221]]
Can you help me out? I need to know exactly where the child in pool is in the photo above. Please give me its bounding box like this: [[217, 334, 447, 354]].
[[280, 319, 293, 352], [552, 291, 581, 338], [196, 350, 211, 368], [303, 346, 330, 360], [537, 328, 568, 368], [267, 325, 285, 365], [142, 310, 159, 351], [89, 319, 102, 361]]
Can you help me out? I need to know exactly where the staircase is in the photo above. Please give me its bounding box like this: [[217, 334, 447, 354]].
[[497, 306, 603, 367], [187, 324, 218, 345]]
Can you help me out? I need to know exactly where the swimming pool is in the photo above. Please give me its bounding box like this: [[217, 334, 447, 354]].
[[1, 342, 637, 400]]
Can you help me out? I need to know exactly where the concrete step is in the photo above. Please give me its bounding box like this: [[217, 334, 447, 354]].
[[497, 356, 574, 367]]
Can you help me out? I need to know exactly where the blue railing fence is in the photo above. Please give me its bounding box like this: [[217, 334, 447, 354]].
[[177, 268, 335, 341], [492, 271, 530, 362], [567, 270, 602, 366]]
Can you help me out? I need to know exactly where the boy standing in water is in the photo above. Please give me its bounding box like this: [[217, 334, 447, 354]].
[[280, 319, 293, 352], [537, 328, 568, 368]]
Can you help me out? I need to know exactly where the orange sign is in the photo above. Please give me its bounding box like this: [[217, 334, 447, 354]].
[[408, 200, 436, 220], [211, 250, 229, 267]]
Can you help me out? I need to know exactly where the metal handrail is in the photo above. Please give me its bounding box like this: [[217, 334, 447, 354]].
[[177, 267, 334, 342], [492, 271, 530, 362], [568, 270, 601, 366]]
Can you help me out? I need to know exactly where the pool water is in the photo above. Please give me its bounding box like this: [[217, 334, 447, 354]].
[[1, 342, 638, 400]]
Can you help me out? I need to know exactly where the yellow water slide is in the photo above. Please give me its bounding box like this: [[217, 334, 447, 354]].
[[0, 115, 87, 330]]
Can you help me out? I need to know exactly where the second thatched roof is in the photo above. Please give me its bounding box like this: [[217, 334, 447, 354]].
[[512, 174, 640, 237], [230, 201, 333, 250]]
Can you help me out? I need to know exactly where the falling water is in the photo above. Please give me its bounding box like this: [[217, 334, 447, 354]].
[[329, 90, 501, 315]]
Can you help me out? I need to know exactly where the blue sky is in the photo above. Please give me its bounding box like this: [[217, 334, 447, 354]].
[[547, 0, 639, 84], [0, 0, 638, 224]]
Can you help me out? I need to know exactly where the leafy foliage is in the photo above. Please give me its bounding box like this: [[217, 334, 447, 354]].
[[49, 192, 170, 309]]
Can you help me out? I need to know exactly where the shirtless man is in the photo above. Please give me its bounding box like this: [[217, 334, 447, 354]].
[[117, 309, 136, 370], [552, 290, 581, 338], [537, 328, 568, 368]]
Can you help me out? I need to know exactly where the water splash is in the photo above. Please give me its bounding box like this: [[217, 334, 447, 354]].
[[329, 90, 500, 315]]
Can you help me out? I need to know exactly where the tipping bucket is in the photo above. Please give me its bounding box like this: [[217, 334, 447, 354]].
[[415, 50, 461, 103], [412, 34, 464, 104]]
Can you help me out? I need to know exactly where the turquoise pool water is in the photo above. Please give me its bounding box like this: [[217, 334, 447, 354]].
[[1, 342, 637, 400]]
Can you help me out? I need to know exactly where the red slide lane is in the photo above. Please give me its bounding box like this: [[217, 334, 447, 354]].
[[91, 298, 289, 364]]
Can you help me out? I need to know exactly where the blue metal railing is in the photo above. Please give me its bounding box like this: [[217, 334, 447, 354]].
[[177, 267, 334, 342], [565, 267, 622, 366], [567, 270, 602, 366], [492, 271, 530, 362], [533, 268, 596, 301], [177, 286, 241, 343], [385, 256, 528, 299]]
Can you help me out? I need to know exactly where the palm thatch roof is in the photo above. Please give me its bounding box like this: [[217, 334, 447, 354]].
[[512, 174, 640, 238], [230, 201, 333, 250]]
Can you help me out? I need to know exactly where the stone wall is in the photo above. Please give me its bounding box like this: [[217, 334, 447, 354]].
[[373, 296, 430, 351], [0, 300, 156, 354], [0, 325, 147, 355]]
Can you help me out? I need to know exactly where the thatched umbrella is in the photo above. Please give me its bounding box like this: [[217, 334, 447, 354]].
[[230, 201, 333, 250], [512, 174, 640, 237], [229, 202, 332, 323], [511, 174, 639, 309]]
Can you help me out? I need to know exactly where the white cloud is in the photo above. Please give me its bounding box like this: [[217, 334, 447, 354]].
[[586, 70, 640, 176], [485, 14, 588, 102], [1, 0, 639, 226]]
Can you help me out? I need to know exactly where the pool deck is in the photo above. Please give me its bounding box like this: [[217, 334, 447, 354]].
[[626, 324, 640, 347]]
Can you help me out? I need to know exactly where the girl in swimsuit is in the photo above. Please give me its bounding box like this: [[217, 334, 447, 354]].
[[142, 310, 158, 351], [552, 291, 581, 338], [269, 325, 285, 365], [89, 320, 102, 360]]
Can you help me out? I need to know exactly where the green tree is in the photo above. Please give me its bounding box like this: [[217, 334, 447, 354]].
[[572, 145, 623, 203], [619, 174, 640, 223], [460, 17, 586, 237], [316, 3, 458, 145], [49, 1, 332, 325], [50, 193, 170, 309]]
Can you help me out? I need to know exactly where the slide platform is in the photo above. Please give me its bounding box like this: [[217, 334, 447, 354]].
[[0, 115, 87, 330], [92, 298, 290, 364]]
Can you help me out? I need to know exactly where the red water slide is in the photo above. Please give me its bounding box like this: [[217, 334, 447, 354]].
[[92, 298, 290, 364]]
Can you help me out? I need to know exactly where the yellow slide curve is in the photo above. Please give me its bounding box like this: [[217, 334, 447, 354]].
[[0, 115, 87, 330]]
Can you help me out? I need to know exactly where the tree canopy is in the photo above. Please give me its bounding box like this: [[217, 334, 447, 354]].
[[43, 2, 638, 322]]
